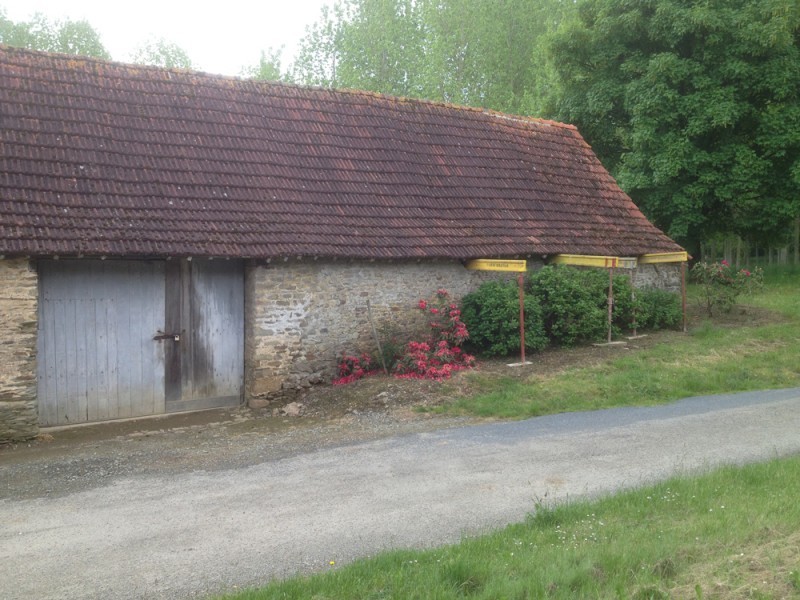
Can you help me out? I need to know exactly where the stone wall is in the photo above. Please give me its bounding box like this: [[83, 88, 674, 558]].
[[633, 263, 682, 292], [243, 258, 682, 406], [244, 259, 524, 407], [0, 259, 39, 442]]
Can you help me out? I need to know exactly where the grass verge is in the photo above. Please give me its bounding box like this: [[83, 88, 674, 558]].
[[437, 274, 800, 419], [217, 455, 800, 599]]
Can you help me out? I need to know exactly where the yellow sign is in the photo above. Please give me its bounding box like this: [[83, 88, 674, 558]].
[[466, 259, 527, 272]]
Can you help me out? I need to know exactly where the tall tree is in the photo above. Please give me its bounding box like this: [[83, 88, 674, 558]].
[[291, 0, 575, 114], [292, 3, 347, 87], [132, 38, 193, 69], [0, 10, 110, 58], [550, 0, 800, 249]]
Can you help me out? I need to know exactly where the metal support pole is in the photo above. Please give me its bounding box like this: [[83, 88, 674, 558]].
[[607, 267, 614, 343], [630, 270, 637, 337], [681, 261, 688, 333], [518, 272, 526, 364]]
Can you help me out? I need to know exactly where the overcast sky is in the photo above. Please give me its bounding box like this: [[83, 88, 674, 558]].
[[1, 0, 331, 76]]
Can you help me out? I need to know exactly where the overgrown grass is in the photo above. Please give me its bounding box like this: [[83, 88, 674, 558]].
[[439, 272, 800, 419], [217, 456, 800, 599]]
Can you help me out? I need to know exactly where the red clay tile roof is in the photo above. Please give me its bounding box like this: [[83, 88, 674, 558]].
[[0, 46, 682, 260]]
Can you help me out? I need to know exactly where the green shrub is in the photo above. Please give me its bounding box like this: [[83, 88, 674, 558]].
[[632, 287, 682, 331], [461, 280, 548, 357], [528, 266, 679, 345], [528, 266, 611, 345], [462, 267, 682, 355]]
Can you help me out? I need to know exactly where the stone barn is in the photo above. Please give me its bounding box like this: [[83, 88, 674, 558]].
[[0, 47, 685, 441]]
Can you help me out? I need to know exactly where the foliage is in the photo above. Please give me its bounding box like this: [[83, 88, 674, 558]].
[[550, 0, 800, 251], [241, 48, 286, 81], [528, 266, 641, 346], [462, 268, 681, 355], [691, 260, 765, 316], [632, 287, 682, 331], [333, 289, 474, 384], [132, 37, 193, 69], [394, 340, 476, 380], [291, 0, 575, 115], [461, 279, 548, 357], [394, 289, 474, 380], [332, 353, 378, 385], [0, 9, 109, 58]]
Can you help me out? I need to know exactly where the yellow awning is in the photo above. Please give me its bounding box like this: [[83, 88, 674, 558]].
[[638, 252, 689, 264], [549, 254, 636, 269]]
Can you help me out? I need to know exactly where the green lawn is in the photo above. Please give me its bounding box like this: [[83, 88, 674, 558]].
[[216, 271, 800, 600], [217, 456, 800, 599]]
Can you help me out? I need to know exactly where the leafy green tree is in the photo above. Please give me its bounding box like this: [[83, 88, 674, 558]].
[[292, 3, 346, 86], [242, 47, 286, 81], [0, 9, 109, 58], [550, 0, 800, 249], [292, 0, 575, 114], [132, 37, 193, 69]]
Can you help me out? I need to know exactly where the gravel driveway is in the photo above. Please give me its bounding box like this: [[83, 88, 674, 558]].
[[2, 388, 800, 599]]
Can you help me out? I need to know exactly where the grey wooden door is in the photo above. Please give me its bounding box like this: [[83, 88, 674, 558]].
[[37, 259, 243, 426], [37, 260, 166, 425], [163, 259, 244, 413]]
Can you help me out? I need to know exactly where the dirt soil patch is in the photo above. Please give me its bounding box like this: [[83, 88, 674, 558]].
[[0, 303, 777, 501]]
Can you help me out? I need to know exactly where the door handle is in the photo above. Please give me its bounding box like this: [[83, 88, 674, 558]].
[[153, 330, 181, 342]]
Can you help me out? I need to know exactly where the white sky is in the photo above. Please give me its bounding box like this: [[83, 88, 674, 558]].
[[1, 0, 331, 76]]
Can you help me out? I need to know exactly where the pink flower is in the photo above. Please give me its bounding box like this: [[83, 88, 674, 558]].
[[418, 300, 427, 310], [721, 259, 729, 266], [430, 308, 439, 315]]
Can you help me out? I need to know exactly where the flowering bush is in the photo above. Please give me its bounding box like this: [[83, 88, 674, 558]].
[[691, 260, 764, 316], [395, 339, 476, 380], [394, 289, 475, 380], [332, 353, 378, 385], [332, 290, 476, 385]]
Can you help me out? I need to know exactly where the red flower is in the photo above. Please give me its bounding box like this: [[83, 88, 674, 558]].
[[418, 300, 427, 310]]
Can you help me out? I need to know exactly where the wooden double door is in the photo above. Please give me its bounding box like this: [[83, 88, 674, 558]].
[[37, 259, 244, 426]]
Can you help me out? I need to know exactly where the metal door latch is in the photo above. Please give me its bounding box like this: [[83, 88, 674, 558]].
[[153, 330, 180, 342]]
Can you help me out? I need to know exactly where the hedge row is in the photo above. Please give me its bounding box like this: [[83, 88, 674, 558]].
[[460, 266, 681, 357]]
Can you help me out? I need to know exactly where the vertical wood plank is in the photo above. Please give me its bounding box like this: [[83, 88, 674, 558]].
[[128, 263, 146, 417], [164, 260, 182, 404], [85, 294, 100, 423], [181, 259, 194, 400]]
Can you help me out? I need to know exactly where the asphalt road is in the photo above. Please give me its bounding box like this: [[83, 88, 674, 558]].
[[2, 388, 800, 599]]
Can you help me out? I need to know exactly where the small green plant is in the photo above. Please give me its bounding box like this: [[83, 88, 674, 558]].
[[691, 260, 764, 316], [461, 279, 548, 357]]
